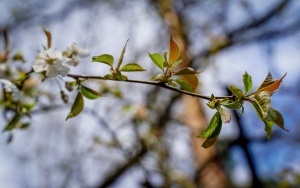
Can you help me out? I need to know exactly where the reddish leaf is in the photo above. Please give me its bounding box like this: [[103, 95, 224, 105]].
[[43, 27, 52, 49], [168, 36, 180, 64], [255, 73, 287, 93], [181, 75, 198, 92]]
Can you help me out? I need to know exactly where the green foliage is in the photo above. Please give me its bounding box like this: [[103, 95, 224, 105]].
[[92, 54, 114, 67], [120, 63, 146, 72], [197, 112, 222, 148], [243, 71, 252, 93], [66, 92, 84, 120], [81, 85, 102, 100], [149, 53, 164, 70]]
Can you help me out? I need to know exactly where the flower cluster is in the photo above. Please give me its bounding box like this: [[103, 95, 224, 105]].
[[32, 43, 90, 78]]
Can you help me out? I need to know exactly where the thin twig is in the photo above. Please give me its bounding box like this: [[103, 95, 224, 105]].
[[67, 74, 232, 100]]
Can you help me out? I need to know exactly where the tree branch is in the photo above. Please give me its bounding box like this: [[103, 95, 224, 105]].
[[67, 74, 232, 100]]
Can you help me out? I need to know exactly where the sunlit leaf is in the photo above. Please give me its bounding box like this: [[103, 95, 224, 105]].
[[243, 72, 252, 93], [81, 85, 101, 100], [207, 94, 218, 109], [173, 67, 201, 76], [228, 85, 243, 99], [149, 53, 164, 70], [92, 54, 114, 67], [176, 79, 193, 92], [218, 108, 231, 123], [3, 113, 21, 131], [250, 91, 271, 119], [169, 36, 180, 64], [66, 92, 84, 120], [197, 112, 222, 148], [42, 27, 52, 49], [197, 112, 222, 139], [263, 119, 274, 139], [120, 63, 146, 72], [180, 75, 198, 92], [221, 99, 241, 110], [255, 73, 287, 93]]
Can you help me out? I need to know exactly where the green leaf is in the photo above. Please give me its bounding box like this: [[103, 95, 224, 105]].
[[66, 92, 84, 120], [206, 94, 218, 109], [197, 112, 222, 138], [263, 119, 274, 139], [243, 72, 252, 93], [103, 74, 114, 80], [220, 99, 241, 110], [180, 75, 198, 92], [173, 67, 201, 76], [120, 63, 146, 72], [176, 79, 193, 92], [250, 91, 271, 120], [269, 107, 288, 132], [149, 53, 164, 70], [81, 85, 101, 100], [228, 85, 243, 99], [92, 54, 114, 67], [116, 72, 128, 81], [197, 112, 222, 148], [3, 113, 21, 131]]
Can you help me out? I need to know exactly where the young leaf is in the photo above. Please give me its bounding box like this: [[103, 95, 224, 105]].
[[173, 67, 201, 76], [3, 113, 21, 131], [81, 85, 101, 100], [228, 85, 243, 99], [180, 75, 198, 92], [243, 72, 252, 93], [42, 27, 52, 49], [263, 119, 274, 139], [197, 112, 222, 148], [176, 79, 193, 92], [269, 107, 288, 131], [250, 91, 271, 119], [169, 36, 180, 64], [115, 39, 129, 72], [92, 54, 114, 67], [218, 108, 231, 123], [255, 73, 287, 94], [197, 112, 222, 138], [149, 53, 164, 70], [66, 92, 84, 120], [116, 72, 128, 81], [206, 94, 218, 109], [120, 63, 146, 72], [220, 99, 241, 110]]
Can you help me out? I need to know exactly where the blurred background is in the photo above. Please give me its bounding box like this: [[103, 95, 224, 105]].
[[1, 0, 300, 187]]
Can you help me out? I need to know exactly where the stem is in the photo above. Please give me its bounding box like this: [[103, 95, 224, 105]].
[[67, 74, 232, 100]]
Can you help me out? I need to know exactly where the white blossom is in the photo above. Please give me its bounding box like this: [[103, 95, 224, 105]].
[[66, 43, 90, 58], [32, 48, 73, 77], [0, 78, 20, 99]]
